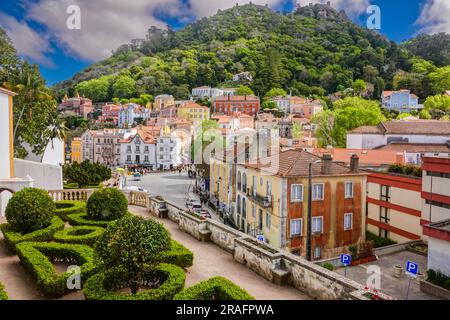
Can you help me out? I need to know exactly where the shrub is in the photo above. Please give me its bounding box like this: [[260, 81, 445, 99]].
[[0, 282, 7, 300], [95, 216, 171, 294], [15, 242, 96, 297], [55, 201, 86, 221], [5, 188, 56, 233], [366, 231, 397, 248], [54, 226, 105, 246], [63, 160, 111, 188], [0, 216, 65, 251], [427, 269, 450, 291], [87, 188, 128, 221], [321, 263, 335, 271], [174, 277, 254, 300], [67, 212, 131, 228], [84, 263, 185, 300], [161, 240, 194, 268]]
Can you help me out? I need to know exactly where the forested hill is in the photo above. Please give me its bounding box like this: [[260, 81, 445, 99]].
[[53, 3, 434, 102]]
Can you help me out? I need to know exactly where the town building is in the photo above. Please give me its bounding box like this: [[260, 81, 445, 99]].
[[118, 104, 151, 128], [71, 137, 82, 163], [176, 102, 210, 122], [156, 126, 182, 170], [58, 93, 93, 118], [381, 90, 423, 113], [119, 129, 157, 169], [234, 149, 367, 259], [213, 95, 260, 116], [154, 95, 175, 111], [347, 120, 450, 150], [290, 100, 324, 119], [98, 104, 121, 125], [375, 142, 450, 165], [159, 105, 178, 118]]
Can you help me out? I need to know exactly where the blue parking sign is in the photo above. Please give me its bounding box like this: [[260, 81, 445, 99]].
[[406, 261, 419, 277], [257, 235, 265, 243], [340, 254, 352, 266]]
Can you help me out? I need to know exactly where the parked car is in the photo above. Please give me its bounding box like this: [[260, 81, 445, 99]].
[[191, 202, 202, 212], [124, 186, 148, 193], [198, 210, 211, 219], [186, 198, 197, 209]]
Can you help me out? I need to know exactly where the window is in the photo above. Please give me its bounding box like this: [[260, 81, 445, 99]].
[[312, 184, 324, 200], [380, 185, 390, 202], [344, 213, 353, 231], [290, 219, 302, 237], [252, 205, 256, 218], [126, 155, 131, 161], [379, 207, 390, 224], [314, 246, 322, 259], [291, 184, 303, 202], [312, 216, 323, 234], [345, 182, 354, 198], [265, 212, 271, 229]]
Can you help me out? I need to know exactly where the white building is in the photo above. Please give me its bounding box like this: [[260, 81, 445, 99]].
[[118, 104, 151, 128], [347, 120, 450, 150], [156, 126, 181, 169], [120, 130, 157, 169]]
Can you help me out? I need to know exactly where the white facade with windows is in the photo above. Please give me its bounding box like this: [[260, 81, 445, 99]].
[[119, 134, 156, 168], [156, 135, 181, 169]]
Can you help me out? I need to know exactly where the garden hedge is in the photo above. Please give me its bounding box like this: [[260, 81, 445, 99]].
[[55, 201, 86, 221], [15, 242, 96, 298], [174, 277, 254, 300], [161, 240, 194, 268], [67, 212, 127, 228], [0, 282, 7, 300], [86, 188, 128, 221], [54, 226, 105, 246], [0, 216, 65, 251], [5, 187, 56, 233], [83, 263, 185, 300]]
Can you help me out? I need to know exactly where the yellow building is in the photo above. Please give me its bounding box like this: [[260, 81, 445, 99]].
[[71, 137, 82, 163], [177, 102, 210, 122], [234, 150, 368, 260]]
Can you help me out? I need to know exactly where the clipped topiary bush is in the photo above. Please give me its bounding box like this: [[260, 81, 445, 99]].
[[87, 188, 128, 221], [0, 216, 65, 251], [15, 242, 96, 298], [67, 212, 131, 228], [174, 277, 254, 300], [83, 263, 185, 300], [0, 282, 7, 300], [5, 188, 56, 233], [54, 226, 105, 246], [161, 240, 194, 268], [55, 201, 86, 221], [95, 215, 172, 294]]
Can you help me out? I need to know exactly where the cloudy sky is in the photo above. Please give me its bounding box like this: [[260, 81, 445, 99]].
[[0, 0, 447, 84]]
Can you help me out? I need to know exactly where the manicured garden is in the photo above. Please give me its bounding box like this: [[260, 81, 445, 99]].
[[0, 187, 252, 300]]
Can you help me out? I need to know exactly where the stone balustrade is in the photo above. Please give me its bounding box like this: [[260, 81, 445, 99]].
[[48, 189, 94, 201]]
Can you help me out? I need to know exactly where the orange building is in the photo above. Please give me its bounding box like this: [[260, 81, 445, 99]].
[[71, 137, 82, 163], [213, 95, 260, 116]]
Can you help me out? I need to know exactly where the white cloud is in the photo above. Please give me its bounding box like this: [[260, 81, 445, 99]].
[[417, 0, 450, 34], [187, 0, 284, 18], [25, 0, 181, 62], [295, 0, 371, 17], [0, 13, 55, 67]]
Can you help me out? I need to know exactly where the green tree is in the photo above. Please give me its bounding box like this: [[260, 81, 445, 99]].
[[419, 109, 432, 120], [76, 77, 111, 102], [112, 75, 136, 99], [429, 66, 450, 94], [352, 79, 366, 97], [261, 101, 278, 110], [95, 216, 172, 294], [235, 85, 254, 96], [424, 94, 450, 112], [264, 88, 287, 99]]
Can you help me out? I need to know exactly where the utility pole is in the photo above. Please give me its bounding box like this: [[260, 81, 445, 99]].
[[306, 162, 312, 261]]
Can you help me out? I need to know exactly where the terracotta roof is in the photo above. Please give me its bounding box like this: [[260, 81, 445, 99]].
[[179, 102, 207, 109], [350, 120, 450, 135], [376, 143, 450, 153], [243, 149, 364, 177], [313, 148, 405, 167]]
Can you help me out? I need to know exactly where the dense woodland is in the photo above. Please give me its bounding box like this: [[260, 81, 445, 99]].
[[2, 3, 450, 153]]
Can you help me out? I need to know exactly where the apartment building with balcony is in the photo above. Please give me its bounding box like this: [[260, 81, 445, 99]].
[[156, 126, 181, 169], [234, 149, 367, 260]]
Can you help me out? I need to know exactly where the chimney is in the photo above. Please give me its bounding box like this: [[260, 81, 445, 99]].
[[321, 154, 333, 175], [350, 154, 360, 173], [395, 152, 405, 165]]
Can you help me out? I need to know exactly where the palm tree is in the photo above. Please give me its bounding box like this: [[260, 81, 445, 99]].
[[46, 115, 68, 149]]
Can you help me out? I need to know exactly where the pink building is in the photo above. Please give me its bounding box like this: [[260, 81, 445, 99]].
[[160, 105, 177, 118], [290, 100, 323, 119], [58, 93, 93, 118], [98, 104, 121, 125]]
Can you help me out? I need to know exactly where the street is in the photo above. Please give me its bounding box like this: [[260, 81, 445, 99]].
[[125, 171, 222, 222]]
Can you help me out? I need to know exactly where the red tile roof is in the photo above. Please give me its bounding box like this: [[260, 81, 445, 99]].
[[313, 148, 405, 167]]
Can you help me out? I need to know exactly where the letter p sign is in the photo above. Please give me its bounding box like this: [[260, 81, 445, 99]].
[[406, 261, 419, 278]]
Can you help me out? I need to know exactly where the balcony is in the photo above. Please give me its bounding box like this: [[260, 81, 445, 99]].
[[247, 192, 273, 209]]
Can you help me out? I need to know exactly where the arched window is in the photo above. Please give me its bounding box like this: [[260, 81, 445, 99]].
[[237, 172, 242, 191], [237, 195, 241, 214]]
